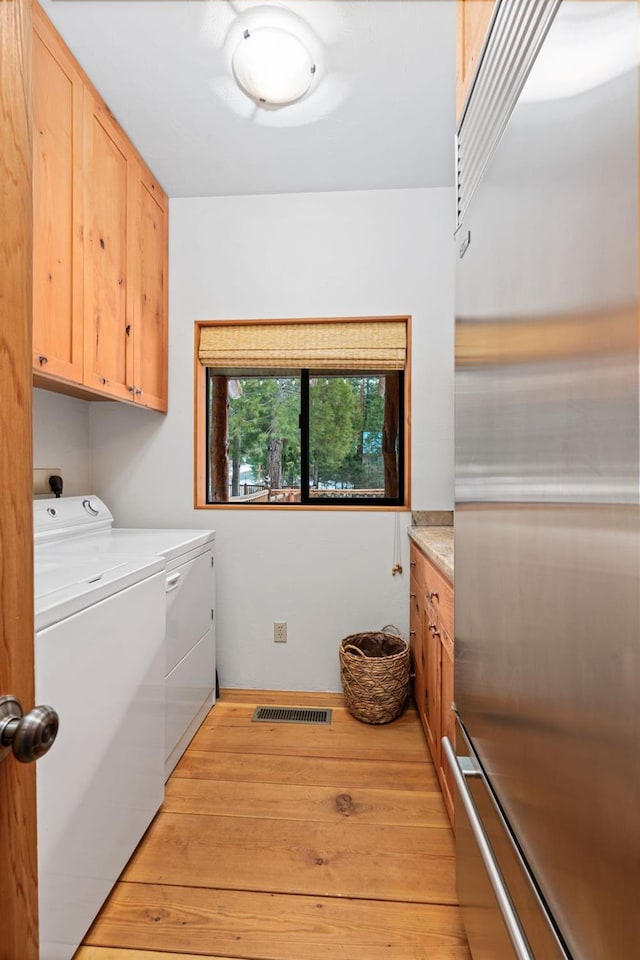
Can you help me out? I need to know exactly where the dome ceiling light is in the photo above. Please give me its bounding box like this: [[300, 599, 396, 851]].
[[232, 24, 317, 107]]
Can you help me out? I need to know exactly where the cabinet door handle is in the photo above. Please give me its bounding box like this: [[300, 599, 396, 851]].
[[128, 385, 136, 393], [38, 355, 48, 365], [442, 738, 535, 960], [429, 591, 439, 602], [409, 630, 416, 637], [410, 592, 416, 599], [410, 560, 416, 567], [135, 388, 143, 396], [101, 377, 109, 385]]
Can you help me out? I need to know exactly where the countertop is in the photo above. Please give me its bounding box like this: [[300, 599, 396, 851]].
[[408, 526, 454, 583]]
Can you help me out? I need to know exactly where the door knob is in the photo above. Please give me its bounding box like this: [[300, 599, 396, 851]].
[[0, 695, 59, 764]]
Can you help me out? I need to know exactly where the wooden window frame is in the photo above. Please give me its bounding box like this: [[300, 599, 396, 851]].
[[194, 316, 412, 511]]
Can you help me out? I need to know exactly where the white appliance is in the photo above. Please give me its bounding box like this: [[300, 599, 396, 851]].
[[35, 496, 217, 778], [34, 502, 166, 960]]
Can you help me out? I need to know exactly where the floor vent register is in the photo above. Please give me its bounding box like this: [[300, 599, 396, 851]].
[[251, 706, 332, 725]]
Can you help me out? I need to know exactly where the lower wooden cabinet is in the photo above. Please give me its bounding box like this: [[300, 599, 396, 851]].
[[439, 627, 456, 818], [409, 541, 455, 827], [423, 609, 441, 763], [409, 575, 426, 719]]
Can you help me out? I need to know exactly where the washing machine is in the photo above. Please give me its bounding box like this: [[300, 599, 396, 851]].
[[34, 504, 166, 960]]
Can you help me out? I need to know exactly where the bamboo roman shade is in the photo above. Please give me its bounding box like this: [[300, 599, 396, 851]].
[[198, 320, 407, 371]]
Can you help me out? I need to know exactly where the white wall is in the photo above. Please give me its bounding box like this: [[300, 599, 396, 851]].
[[33, 389, 92, 496], [90, 187, 455, 691]]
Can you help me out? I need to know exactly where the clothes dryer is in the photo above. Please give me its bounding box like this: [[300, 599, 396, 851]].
[[34, 505, 165, 960]]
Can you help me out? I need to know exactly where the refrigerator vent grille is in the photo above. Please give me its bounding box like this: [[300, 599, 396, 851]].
[[251, 706, 333, 725], [456, 0, 561, 227]]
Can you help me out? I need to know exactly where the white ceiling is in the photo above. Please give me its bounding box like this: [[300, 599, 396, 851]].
[[40, 0, 456, 199]]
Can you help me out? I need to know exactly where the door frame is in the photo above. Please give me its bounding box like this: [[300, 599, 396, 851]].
[[0, 0, 39, 956]]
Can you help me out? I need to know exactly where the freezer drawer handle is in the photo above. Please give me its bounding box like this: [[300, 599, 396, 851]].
[[165, 572, 182, 592], [442, 737, 534, 960]]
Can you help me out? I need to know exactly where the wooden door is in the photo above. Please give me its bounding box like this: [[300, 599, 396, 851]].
[[83, 88, 134, 401], [0, 0, 39, 955], [133, 169, 168, 412], [32, 6, 84, 384]]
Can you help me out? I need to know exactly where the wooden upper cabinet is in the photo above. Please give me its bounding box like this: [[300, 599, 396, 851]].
[[456, 0, 496, 120], [32, 3, 168, 412], [83, 90, 134, 402], [32, 7, 84, 383], [133, 171, 168, 412]]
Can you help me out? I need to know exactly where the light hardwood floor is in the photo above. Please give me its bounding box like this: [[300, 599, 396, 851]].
[[76, 690, 470, 960]]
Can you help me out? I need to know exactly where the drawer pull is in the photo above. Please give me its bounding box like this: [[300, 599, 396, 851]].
[[429, 591, 439, 602], [442, 737, 535, 960], [165, 572, 181, 592], [410, 592, 416, 599], [410, 560, 416, 567]]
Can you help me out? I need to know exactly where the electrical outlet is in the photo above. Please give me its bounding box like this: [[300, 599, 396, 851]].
[[273, 621, 287, 643], [34, 468, 62, 496]]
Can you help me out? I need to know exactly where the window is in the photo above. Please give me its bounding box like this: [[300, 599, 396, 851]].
[[195, 318, 410, 508]]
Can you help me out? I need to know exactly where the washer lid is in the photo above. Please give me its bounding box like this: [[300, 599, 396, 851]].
[[106, 528, 215, 563], [35, 553, 164, 631]]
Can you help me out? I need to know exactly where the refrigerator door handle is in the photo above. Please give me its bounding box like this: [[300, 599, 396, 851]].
[[442, 737, 534, 960]]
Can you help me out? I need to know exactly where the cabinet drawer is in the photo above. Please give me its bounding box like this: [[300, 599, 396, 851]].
[[423, 558, 454, 636], [409, 544, 426, 585]]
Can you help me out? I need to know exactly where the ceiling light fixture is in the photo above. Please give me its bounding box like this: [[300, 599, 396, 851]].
[[232, 25, 316, 107]]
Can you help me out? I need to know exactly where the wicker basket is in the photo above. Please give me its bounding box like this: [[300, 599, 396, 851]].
[[339, 625, 410, 724]]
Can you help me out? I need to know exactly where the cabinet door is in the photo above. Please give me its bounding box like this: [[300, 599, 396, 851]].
[[409, 576, 426, 719], [423, 607, 441, 765], [32, 10, 83, 382], [83, 89, 134, 401], [439, 628, 456, 827], [132, 170, 168, 412]]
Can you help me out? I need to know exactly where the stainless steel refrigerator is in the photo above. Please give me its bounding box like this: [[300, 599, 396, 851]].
[[447, 2, 639, 959]]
